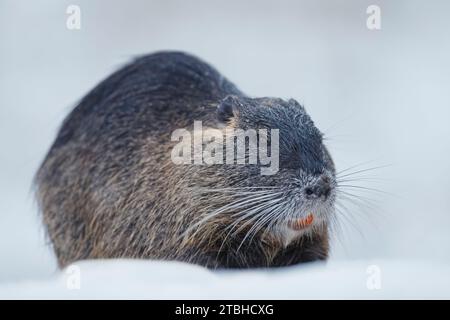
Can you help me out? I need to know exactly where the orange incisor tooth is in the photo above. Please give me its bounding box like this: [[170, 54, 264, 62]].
[[305, 213, 314, 225], [290, 214, 314, 230]]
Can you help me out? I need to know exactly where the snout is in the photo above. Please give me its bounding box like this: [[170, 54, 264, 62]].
[[304, 175, 332, 199]]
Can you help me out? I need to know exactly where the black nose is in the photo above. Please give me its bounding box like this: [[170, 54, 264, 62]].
[[304, 175, 331, 199]]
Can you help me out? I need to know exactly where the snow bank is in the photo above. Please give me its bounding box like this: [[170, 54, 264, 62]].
[[1, 259, 449, 299]]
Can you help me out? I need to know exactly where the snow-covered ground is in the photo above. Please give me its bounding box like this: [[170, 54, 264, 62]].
[[1, 0, 450, 298], [1, 259, 450, 299]]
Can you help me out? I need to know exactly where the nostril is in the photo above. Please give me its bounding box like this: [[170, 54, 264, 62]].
[[305, 187, 314, 196], [305, 175, 332, 199], [318, 181, 331, 198], [322, 185, 331, 197]]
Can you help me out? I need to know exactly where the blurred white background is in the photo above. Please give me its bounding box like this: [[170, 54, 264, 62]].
[[1, 0, 449, 284]]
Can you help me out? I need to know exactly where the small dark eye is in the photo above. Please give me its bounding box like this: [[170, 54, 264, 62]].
[[305, 187, 314, 196]]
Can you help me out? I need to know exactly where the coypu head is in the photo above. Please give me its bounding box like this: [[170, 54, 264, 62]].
[[178, 94, 336, 250]]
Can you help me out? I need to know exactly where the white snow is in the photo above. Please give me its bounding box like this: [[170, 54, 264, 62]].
[[1, 259, 449, 299]]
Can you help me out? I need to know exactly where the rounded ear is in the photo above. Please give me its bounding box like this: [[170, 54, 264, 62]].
[[217, 95, 239, 123]]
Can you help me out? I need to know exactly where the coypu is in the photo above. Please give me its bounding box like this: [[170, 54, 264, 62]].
[[36, 51, 336, 269]]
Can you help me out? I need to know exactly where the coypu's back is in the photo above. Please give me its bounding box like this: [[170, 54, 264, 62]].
[[36, 51, 334, 268], [52, 52, 242, 149]]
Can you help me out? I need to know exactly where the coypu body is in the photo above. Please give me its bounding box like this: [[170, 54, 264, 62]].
[[36, 51, 336, 268]]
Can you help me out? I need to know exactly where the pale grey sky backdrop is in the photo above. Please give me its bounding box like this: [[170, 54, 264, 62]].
[[1, 0, 449, 283]]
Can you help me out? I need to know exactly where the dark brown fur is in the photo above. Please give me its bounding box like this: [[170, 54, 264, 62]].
[[36, 51, 335, 268]]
